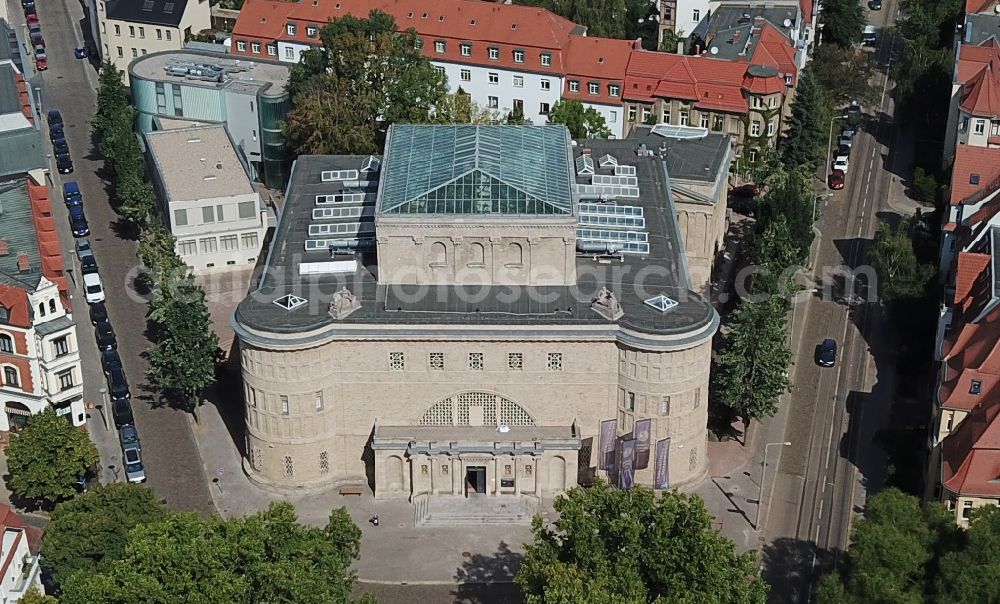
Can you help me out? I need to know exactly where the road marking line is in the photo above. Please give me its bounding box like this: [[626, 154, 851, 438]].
[[819, 500, 824, 520]]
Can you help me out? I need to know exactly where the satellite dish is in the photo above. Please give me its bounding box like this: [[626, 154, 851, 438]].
[[995, 3, 1000, 12], [783, 18, 792, 27], [710, 46, 719, 55]]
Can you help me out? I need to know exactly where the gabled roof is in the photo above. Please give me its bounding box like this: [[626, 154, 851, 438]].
[[0, 503, 41, 554], [942, 397, 1000, 497], [106, 0, 191, 27], [960, 60, 1000, 116], [625, 51, 751, 112], [563, 37, 637, 105], [800, 0, 814, 23], [378, 125, 574, 215], [958, 40, 1000, 83], [950, 145, 1000, 206], [967, 0, 998, 15]]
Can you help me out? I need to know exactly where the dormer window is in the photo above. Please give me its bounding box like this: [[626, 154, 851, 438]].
[[971, 379, 983, 395], [609, 84, 620, 97], [784, 74, 793, 86], [513, 49, 525, 63], [306, 26, 317, 37], [460, 43, 471, 56], [569, 80, 580, 93], [971, 173, 981, 185], [286, 23, 296, 36], [0, 306, 7, 322], [540, 53, 552, 66], [488, 46, 499, 60], [434, 40, 446, 53], [588, 82, 599, 95]]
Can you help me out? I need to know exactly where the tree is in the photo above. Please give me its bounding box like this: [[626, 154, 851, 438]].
[[5, 409, 99, 507], [623, 0, 659, 49], [285, 10, 448, 152], [936, 506, 1000, 602], [432, 90, 497, 124], [114, 170, 157, 225], [780, 69, 825, 170], [548, 100, 611, 138], [912, 167, 938, 203], [755, 170, 815, 262], [750, 216, 803, 297], [810, 45, 875, 107], [19, 587, 58, 604], [60, 503, 368, 604], [137, 219, 184, 278], [94, 61, 130, 136], [817, 488, 957, 604], [146, 276, 221, 413], [41, 483, 170, 588], [868, 219, 935, 305], [506, 103, 528, 125], [516, 481, 768, 603], [659, 29, 684, 53], [712, 298, 792, 430], [818, 0, 865, 48]]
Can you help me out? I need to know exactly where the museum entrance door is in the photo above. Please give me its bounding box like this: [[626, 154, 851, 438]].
[[465, 466, 486, 496]]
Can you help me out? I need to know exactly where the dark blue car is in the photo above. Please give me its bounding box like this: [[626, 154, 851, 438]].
[[63, 181, 82, 205], [68, 204, 89, 237], [818, 339, 837, 368]]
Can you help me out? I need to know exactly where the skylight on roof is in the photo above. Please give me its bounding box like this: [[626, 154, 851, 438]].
[[599, 154, 618, 168], [361, 156, 381, 173], [575, 154, 595, 175], [644, 294, 678, 313], [142, 0, 154, 10], [273, 294, 307, 310], [650, 124, 709, 140], [163, 2, 174, 12]]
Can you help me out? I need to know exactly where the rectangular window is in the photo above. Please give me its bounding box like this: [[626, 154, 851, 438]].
[[267, 43, 277, 56], [540, 53, 551, 66], [117, 46, 123, 58], [767, 121, 775, 136], [202, 206, 215, 223], [314, 391, 324, 410], [460, 43, 471, 56], [139, 26, 145, 38], [433, 66, 445, 77], [469, 352, 484, 371], [238, 201, 256, 219], [57, 369, 73, 390], [513, 49, 525, 63], [220, 235, 239, 251], [216, 205, 225, 222], [945, 412, 954, 431], [661, 105, 671, 123], [750, 121, 761, 136], [53, 337, 69, 357], [199, 238, 218, 254], [101, 22, 106, 34], [156, 28, 162, 40], [285, 47, 294, 59], [129, 25, 135, 37], [389, 352, 405, 371], [178, 240, 196, 256], [679, 111, 689, 126], [541, 79, 551, 91], [547, 352, 563, 371], [508, 352, 523, 370], [488, 96, 498, 109], [660, 395, 671, 416], [286, 24, 296, 36], [173, 208, 188, 227], [489, 72, 499, 85], [628, 106, 637, 122], [569, 80, 580, 93], [488, 46, 499, 60], [434, 40, 446, 53], [700, 114, 709, 128], [166, 30, 171, 41], [114, 24, 120, 36], [3, 367, 18, 387], [241, 232, 259, 249], [237, 40, 246, 52], [975, 120, 987, 135], [540, 102, 550, 114], [280, 395, 289, 415], [628, 392, 635, 412], [609, 84, 620, 97], [513, 75, 523, 87], [131, 48, 138, 58], [693, 9, 700, 21], [429, 352, 444, 370], [251, 42, 260, 54], [155, 81, 166, 113], [609, 110, 617, 123], [172, 86, 183, 116], [460, 69, 471, 81], [963, 500, 974, 520], [141, 49, 147, 55], [307, 26, 317, 37], [971, 379, 983, 395], [712, 115, 724, 131], [513, 98, 523, 111], [588, 82, 599, 95]]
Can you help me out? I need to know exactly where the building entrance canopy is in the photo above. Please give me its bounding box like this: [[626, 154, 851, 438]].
[[372, 424, 581, 456]]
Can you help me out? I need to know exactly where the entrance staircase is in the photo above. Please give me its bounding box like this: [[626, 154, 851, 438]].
[[414, 494, 538, 527]]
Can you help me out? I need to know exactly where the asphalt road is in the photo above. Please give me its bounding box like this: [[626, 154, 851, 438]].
[[763, 2, 903, 602], [11, 0, 214, 514]]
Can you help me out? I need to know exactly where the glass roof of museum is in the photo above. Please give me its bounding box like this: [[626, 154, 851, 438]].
[[378, 125, 574, 215]]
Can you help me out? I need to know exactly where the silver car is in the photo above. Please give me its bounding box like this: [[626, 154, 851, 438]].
[[123, 446, 146, 483]]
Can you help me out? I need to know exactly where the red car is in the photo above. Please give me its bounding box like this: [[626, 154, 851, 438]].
[[828, 169, 845, 190], [26, 13, 38, 25], [35, 55, 47, 71]]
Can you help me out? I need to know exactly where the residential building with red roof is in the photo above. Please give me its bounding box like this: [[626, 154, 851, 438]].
[[0, 502, 42, 601], [0, 174, 86, 435]]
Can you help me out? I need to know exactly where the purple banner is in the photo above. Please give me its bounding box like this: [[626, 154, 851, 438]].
[[618, 438, 637, 490], [654, 438, 670, 489], [599, 419, 617, 471], [634, 419, 652, 470]]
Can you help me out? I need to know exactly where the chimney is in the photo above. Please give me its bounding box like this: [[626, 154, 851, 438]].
[[16, 252, 29, 272], [0, 239, 8, 256], [677, 40, 685, 54]]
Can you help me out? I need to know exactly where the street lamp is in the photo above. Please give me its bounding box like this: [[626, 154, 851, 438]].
[[755, 441, 792, 530], [825, 114, 850, 190], [97, 387, 110, 431]]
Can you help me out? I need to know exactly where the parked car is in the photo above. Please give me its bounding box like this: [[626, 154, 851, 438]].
[[837, 144, 851, 158], [83, 272, 105, 303], [56, 153, 73, 174], [47, 110, 63, 128], [869, 0, 882, 10], [48, 123, 63, 140], [25, 13, 38, 26], [839, 129, 856, 148], [119, 424, 140, 451], [112, 398, 134, 428], [21, 0, 35, 10], [834, 149, 850, 164], [63, 181, 82, 205], [23, 4, 35, 16], [68, 204, 89, 237], [53, 139, 69, 155], [107, 365, 130, 402], [74, 46, 88, 59], [101, 348, 122, 377], [35, 55, 46, 71], [862, 25, 877, 47], [95, 317, 116, 351], [80, 253, 98, 275], [833, 157, 850, 174], [828, 169, 845, 190], [90, 300, 109, 325], [818, 338, 838, 367], [27, 22, 40, 36], [123, 446, 146, 483]]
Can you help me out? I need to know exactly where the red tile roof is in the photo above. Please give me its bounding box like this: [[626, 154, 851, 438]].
[[625, 50, 751, 112], [950, 145, 1000, 206], [751, 22, 798, 86], [958, 41, 1000, 84], [0, 287, 30, 328], [562, 37, 637, 105], [940, 304, 1000, 411], [800, 0, 813, 23], [952, 251, 992, 311], [0, 503, 41, 554], [13, 72, 34, 126], [26, 180, 68, 303], [967, 0, 998, 14], [960, 61, 1000, 117], [942, 399, 1000, 497]]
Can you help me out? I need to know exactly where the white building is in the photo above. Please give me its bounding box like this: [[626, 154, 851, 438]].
[[0, 504, 42, 602], [145, 125, 267, 273]]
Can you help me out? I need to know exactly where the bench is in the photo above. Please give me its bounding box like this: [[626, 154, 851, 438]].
[[339, 486, 364, 496]]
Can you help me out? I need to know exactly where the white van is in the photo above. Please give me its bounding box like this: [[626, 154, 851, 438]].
[[862, 25, 877, 46]]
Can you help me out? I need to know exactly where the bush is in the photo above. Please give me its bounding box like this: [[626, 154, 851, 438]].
[[912, 167, 938, 204]]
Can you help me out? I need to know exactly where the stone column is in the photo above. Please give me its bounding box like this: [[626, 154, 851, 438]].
[[453, 456, 463, 497]]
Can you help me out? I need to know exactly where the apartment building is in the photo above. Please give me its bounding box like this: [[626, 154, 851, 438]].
[[0, 503, 42, 602], [0, 44, 44, 179], [91, 0, 211, 83], [145, 125, 267, 273], [128, 49, 292, 187], [0, 177, 85, 434]]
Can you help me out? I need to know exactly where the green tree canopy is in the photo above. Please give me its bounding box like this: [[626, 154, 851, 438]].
[[810, 45, 875, 107], [18, 587, 58, 604], [868, 219, 935, 305], [936, 506, 1000, 602], [818, 0, 866, 48], [548, 99, 611, 138], [517, 481, 768, 603], [755, 170, 815, 263], [780, 69, 825, 171], [6, 408, 99, 507], [432, 90, 497, 124], [41, 483, 170, 588], [284, 75, 379, 155], [512, 0, 628, 39], [60, 502, 367, 604]]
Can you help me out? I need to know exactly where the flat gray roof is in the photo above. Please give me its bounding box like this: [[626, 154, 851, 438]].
[[965, 13, 1000, 46], [145, 125, 254, 201], [129, 49, 290, 97], [625, 126, 731, 183]]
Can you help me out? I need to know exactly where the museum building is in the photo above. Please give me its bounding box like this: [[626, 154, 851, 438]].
[[232, 124, 730, 501]]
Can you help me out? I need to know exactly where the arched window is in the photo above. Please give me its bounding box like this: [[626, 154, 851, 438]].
[[3, 366, 19, 387], [507, 242, 523, 265], [0, 334, 12, 354], [469, 242, 485, 265], [430, 241, 447, 266], [49, 299, 56, 313], [37, 303, 45, 317]]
